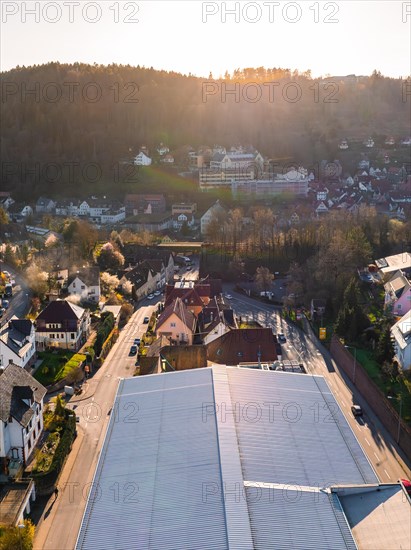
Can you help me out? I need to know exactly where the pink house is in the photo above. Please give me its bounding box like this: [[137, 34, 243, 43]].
[[384, 271, 411, 317], [156, 297, 197, 345]]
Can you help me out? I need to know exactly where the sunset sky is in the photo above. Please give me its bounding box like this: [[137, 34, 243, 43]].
[[1, 1, 410, 77]]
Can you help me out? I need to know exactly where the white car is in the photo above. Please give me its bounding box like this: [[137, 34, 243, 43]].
[[225, 294, 232, 299], [154, 290, 161, 296], [147, 294, 154, 300]]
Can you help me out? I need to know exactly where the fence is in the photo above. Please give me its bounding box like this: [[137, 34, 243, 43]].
[[330, 335, 411, 460]]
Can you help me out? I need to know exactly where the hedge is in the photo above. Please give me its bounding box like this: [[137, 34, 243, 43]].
[[94, 312, 115, 357], [31, 410, 77, 495]]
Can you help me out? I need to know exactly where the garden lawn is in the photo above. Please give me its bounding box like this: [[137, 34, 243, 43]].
[[34, 351, 86, 386]]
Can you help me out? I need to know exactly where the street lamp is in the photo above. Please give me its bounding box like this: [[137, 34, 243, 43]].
[[387, 394, 403, 444], [344, 345, 357, 385]]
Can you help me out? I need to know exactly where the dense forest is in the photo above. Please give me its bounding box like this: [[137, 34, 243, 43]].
[[1, 62, 410, 198]]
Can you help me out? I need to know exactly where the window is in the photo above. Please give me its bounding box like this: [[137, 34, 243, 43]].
[[71, 333, 75, 339], [73, 283, 76, 288], [398, 304, 402, 310], [28, 439, 32, 450], [170, 322, 176, 328], [38, 421, 41, 432], [81, 285, 85, 290], [50, 334, 55, 339], [25, 426, 29, 435]]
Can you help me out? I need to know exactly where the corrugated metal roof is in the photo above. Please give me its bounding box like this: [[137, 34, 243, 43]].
[[226, 368, 377, 487], [76, 367, 378, 550], [245, 486, 357, 550], [76, 369, 229, 550]]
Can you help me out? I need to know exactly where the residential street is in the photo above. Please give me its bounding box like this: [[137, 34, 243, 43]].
[[0, 264, 31, 324], [33, 304, 155, 550]]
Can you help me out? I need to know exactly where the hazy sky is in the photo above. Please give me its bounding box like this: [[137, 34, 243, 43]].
[[1, 1, 410, 77]]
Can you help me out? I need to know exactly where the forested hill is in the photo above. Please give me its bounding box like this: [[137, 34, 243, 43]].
[[1, 62, 409, 197]]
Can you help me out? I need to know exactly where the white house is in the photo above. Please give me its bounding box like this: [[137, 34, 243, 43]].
[[35, 300, 90, 351], [0, 317, 36, 370], [391, 310, 411, 370], [35, 197, 56, 214], [0, 363, 47, 465], [200, 200, 226, 235], [134, 152, 152, 166], [67, 267, 101, 303]]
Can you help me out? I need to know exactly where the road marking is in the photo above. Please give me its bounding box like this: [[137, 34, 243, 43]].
[[364, 438, 371, 446], [384, 469, 391, 479], [373, 452, 380, 461]]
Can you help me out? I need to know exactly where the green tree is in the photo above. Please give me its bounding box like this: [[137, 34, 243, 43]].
[[376, 325, 395, 364]]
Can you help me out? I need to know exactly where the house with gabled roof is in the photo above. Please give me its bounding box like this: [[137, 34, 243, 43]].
[[391, 309, 411, 370], [119, 264, 156, 301], [156, 297, 197, 345], [0, 363, 46, 465], [206, 328, 277, 365], [67, 267, 101, 303], [35, 197, 56, 214], [384, 271, 411, 316], [0, 317, 36, 370], [35, 300, 90, 351]]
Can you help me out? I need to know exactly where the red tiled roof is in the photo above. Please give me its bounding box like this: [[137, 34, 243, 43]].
[[156, 297, 196, 333]]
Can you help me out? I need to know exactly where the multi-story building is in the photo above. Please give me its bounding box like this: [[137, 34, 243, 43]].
[[35, 300, 90, 351], [231, 169, 309, 198], [0, 317, 36, 370], [0, 363, 46, 465]]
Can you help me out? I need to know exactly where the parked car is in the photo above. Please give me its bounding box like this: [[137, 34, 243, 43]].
[[225, 294, 232, 299], [2, 300, 9, 309], [277, 333, 286, 344], [147, 293, 154, 300], [351, 405, 363, 417], [143, 316, 149, 324], [186, 266, 192, 271], [154, 290, 161, 296], [129, 345, 138, 355], [0, 307, 5, 316], [134, 338, 140, 345]]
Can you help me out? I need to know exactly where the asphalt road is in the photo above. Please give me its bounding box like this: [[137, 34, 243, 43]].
[[34, 304, 156, 550], [0, 264, 31, 324], [224, 288, 411, 483]]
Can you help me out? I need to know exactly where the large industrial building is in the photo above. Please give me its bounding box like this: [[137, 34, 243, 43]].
[[75, 366, 411, 550]]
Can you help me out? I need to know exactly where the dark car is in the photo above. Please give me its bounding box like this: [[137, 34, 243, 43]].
[[351, 405, 363, 417], [277, 333, 286, 344], [143, 316, 149, 324], [130, 345, 138, 355]]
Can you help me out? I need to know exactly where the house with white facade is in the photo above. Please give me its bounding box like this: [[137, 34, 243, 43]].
[[0, 363, 46, 465], [391, 310, 411, 370], [35, 300, 90, 351], [200, 200, 226, 235], [67, 267, 101, 303], [384, 271, 411, 317], [35, 197, 56, 214], [134, 152, 152, 166], [0, 317, 36, 370]]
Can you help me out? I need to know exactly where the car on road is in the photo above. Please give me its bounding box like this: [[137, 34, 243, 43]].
[[186, 266, 192, 271], [143, 316, 149, 324], [147, 293, 154, 300], [154, 290, 161, 296], [134, 338, 140, 345], [2, 300, 9, 309], [351, 405, 363, 417], [399, 479, 411, 496], [277, 333, 286, 344], [225, 294, 232, 299], [129, 345, 138, 355]]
